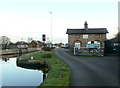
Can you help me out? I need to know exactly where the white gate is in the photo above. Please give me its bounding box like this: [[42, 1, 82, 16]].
[[74, 43, 80, 55], [75, 43, 80, 49]]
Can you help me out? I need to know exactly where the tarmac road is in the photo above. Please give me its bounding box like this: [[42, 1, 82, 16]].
[[53, 48, 118, 87]]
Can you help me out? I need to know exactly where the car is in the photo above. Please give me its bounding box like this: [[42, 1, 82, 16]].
[[61, 43, 68, 49]]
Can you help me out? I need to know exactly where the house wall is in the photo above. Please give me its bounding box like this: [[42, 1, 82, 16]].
[[29, 41, 37, 47], [9, 44, 17, 49], [68, 33, 106, 48], [0, 44, 2, 49]]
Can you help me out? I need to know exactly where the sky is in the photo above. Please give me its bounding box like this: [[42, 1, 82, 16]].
[[0, 0, 119, 43]]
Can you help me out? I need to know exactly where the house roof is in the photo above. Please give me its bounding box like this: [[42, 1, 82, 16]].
[[16, 41, 28, 45], [104, 32, 120, 42], [9, 42, 15, 45], [66, 28, 108, 34], [104, 37, 120, 42]]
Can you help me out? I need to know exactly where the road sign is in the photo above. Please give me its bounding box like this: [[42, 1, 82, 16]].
[[42, 34, 46, 41]]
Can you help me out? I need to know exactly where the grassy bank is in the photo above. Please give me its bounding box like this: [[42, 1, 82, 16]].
[[66, 49, 73, 55], [22, 50, 70, 86]]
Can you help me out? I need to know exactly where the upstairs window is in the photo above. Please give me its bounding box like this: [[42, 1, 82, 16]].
[[95, 34, 100, 38], [83, 34, 88, 39]]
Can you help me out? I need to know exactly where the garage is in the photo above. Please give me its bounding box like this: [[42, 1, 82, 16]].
[[104, 37, 120, 55]]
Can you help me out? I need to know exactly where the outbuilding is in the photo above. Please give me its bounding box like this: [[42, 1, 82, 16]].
[[104, 37, 120, 55]]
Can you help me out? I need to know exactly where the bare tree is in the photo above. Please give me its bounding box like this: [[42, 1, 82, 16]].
[[0, 36, 10, 49], [114, 32, 120, 42]]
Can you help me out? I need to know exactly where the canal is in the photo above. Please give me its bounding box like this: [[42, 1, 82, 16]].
[[0, 56, 45, 87]]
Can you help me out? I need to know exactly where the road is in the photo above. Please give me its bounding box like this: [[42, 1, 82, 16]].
[[53, 48, 118, 86]]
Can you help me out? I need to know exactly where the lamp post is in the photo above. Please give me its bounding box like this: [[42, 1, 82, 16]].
[[50, 12, 52, 45]]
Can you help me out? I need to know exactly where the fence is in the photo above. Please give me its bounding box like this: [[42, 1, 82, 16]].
[[74, 47, 104, 56], [0, 48, 41, 55]]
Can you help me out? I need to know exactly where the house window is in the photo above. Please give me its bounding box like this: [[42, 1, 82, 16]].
[[75, 35, 80, 38], [95, 34, 100, 38], [83, 35, 88, 39], [113, 43, 119, 46]]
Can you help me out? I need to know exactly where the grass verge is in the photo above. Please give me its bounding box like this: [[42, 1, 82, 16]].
[[22, 50, 71, 86], [66, 49, 73, 55]]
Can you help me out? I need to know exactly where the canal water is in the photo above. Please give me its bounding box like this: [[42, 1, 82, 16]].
[[0, 57, 44, 87]]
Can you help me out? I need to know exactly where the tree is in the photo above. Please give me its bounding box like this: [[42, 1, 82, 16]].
[[115, 32, 120, 42], [0, 36, 10, 49]]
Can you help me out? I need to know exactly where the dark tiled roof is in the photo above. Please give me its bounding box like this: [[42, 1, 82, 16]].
[[66, 28, 108, 34], [104, 37, 120, 42], [16, 41, 28, 45]]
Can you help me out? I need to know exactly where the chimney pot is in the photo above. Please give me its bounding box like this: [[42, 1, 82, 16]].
[[84, 21, 88, 30]]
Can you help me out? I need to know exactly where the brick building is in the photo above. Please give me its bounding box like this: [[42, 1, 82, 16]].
[[66, 21, 108, 49]]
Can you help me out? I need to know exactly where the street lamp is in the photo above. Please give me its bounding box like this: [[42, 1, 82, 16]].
[[50, 12, 52, 45]]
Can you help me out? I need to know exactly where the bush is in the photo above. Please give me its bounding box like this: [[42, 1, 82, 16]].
[[42, 47, 51, 51], [41, 52, 52, 58]]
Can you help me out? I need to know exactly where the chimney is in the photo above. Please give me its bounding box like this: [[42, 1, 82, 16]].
[[84, 21, 88, 30]]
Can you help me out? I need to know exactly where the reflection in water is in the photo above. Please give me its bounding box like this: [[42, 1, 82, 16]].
[[2, 58, 9, 62], [43, 73, 47, 81], [1, 57, 46, 86], [0, 54, 19, 58], [16, 59, 49, 82]]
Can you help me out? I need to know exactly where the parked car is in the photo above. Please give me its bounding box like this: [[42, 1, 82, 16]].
[[61, 43, 68, 49]]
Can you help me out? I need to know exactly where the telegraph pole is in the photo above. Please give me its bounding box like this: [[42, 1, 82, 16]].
[[50, 12, 52, 45]]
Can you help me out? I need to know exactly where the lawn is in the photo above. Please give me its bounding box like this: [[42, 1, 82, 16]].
[[22, 50, 71, 87]]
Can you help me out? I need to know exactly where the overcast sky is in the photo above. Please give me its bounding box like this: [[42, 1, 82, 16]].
[[0, 0, 119, 43]]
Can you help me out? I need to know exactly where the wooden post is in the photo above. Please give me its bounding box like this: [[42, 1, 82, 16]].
[[19, 48, 22, 56]]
